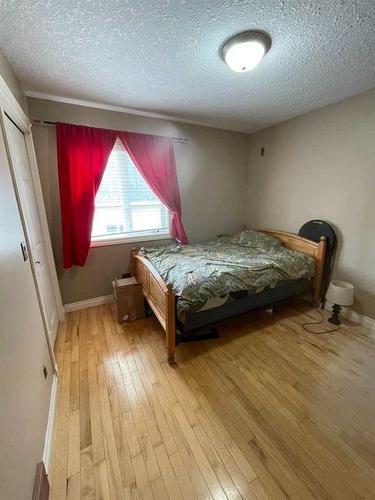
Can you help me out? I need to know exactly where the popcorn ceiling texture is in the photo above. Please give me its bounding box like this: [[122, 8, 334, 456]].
[[0, 0, 374, 132]]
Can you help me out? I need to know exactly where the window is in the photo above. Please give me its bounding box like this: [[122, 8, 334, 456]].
[[91, 139, 170, 244], [106, 224, 124, 234]]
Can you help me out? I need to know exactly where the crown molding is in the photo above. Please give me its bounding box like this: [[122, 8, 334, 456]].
[[24, 90, 245, 134]]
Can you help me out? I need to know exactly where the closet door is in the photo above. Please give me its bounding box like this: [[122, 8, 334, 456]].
[[3, 115, 59, 347], [0, 121, 52, 500]]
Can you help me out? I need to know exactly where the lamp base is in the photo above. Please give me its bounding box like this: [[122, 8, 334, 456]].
[[328, 303, 341, 325]]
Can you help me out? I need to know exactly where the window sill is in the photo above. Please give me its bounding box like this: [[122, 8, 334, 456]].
[[90, 233, 172, 248]]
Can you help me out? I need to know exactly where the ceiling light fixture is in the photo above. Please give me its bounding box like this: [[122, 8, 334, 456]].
[[220, 30, 272, 73]]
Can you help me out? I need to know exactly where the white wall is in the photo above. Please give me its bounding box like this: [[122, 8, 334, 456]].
[[246, 88, 375, 318]]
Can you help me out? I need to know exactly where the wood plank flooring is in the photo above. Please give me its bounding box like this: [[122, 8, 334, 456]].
[[49, 302, 375, 499]]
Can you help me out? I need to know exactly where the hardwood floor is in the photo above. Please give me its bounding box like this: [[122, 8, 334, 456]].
[[49, 302, 375, 499]]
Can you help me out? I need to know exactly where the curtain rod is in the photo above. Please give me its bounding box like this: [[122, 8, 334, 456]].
[[31, 119, 189, 143]]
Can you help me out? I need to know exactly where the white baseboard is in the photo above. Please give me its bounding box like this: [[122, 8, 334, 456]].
[[64, 294, 114, 312], [324, 300, 375, 330], [43, 373, 58, 474]]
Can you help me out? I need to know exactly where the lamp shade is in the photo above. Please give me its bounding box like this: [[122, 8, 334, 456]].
[[326, 280, 354, 306]]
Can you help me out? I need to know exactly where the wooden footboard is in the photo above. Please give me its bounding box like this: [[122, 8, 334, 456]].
[[131, 248, 176, 363], [131, 231, 326, 362]]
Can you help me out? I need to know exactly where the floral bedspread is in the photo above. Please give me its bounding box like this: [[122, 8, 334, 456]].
[[139, 230, 314, 321]]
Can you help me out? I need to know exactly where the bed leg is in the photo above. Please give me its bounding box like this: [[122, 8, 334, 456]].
[[167, 332, 176, 364], [167, 354, 176, 365], [166, 283, 176, 365], [312, 288, 321, 308]]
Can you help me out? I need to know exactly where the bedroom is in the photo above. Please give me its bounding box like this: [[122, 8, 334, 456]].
[[0, 1, 374, 499]]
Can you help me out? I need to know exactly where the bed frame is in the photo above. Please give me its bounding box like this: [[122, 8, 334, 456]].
[[131, 230, 326, 363]]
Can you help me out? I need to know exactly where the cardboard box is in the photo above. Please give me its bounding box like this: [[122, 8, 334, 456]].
[[112, 276, 145, 324]]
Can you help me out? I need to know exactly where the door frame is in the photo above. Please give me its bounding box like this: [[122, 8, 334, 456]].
[[0, 74, 64, 369]]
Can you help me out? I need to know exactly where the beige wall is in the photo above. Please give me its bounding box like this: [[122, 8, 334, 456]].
[[29, 89, 375, 318], [0, 48, 28, 114], [246, 88, 375, 318], [28, 97, 250, 304]]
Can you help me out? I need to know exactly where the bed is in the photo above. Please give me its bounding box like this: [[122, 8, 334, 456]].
[[131, 229, 326, 363]]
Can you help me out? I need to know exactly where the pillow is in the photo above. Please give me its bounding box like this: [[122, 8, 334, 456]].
[[221, 229, 281, 252]]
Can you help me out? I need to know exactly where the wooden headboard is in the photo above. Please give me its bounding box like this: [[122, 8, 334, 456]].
[[261, 230, 327, 305]]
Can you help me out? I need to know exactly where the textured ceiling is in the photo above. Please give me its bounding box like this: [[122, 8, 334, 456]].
[[0, 0, 374, 133]]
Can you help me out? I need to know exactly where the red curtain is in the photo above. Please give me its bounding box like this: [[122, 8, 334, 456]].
[[56, 122, 188, 268], [56, 123, 117, 267], [118, 131, 188, 245]]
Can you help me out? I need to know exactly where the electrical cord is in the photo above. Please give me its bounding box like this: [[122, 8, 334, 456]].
[[302, 306, 340, 334]]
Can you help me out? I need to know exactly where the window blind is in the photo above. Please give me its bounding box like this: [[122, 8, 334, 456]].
[[92, 139, 169, 239]]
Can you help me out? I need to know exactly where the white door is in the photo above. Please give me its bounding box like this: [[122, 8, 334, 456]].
[[0, 122, 53, 500], [3, 115, 59, 346]]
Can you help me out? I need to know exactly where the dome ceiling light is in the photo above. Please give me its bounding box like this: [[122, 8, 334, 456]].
[[220, 30, 272, 73]]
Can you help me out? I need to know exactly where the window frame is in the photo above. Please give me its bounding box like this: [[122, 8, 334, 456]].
[[90, 230, 172, 248]]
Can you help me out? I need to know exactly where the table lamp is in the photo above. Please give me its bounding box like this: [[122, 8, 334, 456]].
[[326, 280, 354, 325]]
